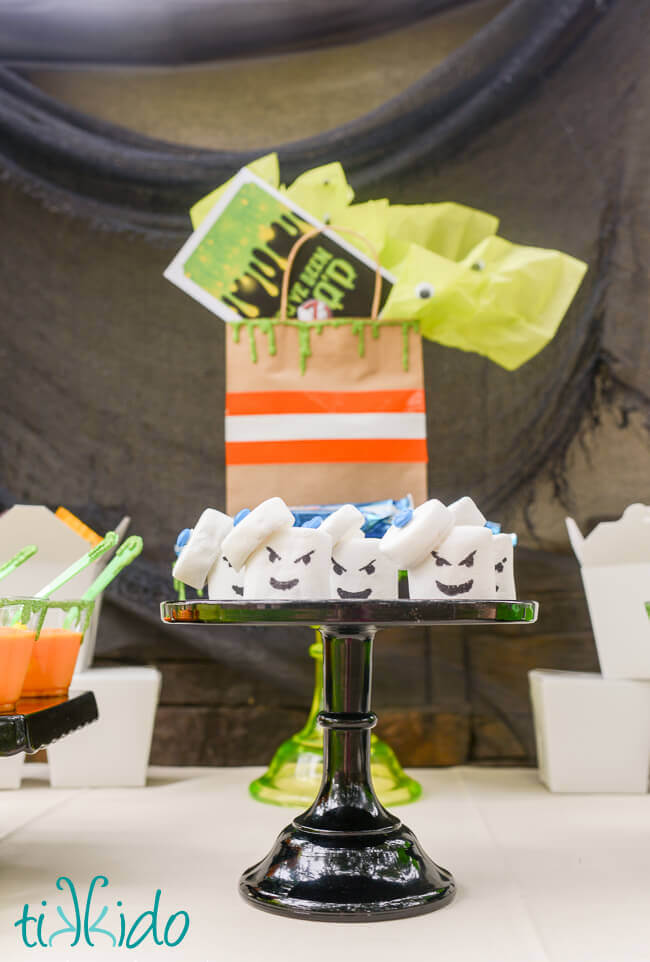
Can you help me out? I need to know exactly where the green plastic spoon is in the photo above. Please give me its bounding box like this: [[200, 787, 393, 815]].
[[63, 536, 143, 629], [34, 531, 119, 599], [81, 535, 143, 602], [0, 545, 38, 583]]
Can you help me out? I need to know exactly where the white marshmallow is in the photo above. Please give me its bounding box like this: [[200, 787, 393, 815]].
[[221, 497, 294, 572], [320, 504, 365, 546], [172, 509, 233, 590], [380, 499, 454, 569], [448, 496, 486, 527], [493, 532, 516, 599], [207, 554, 244, 600], [408, 525, 496, 600], [330, 537, 398, 600], [244, 526, 332, 600]]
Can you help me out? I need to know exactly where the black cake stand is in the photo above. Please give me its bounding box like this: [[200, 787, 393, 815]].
[[161, 599, 538, 923]]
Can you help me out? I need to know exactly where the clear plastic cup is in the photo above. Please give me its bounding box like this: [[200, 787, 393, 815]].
[[21, 601, 94, 699], [0, 600, 39, 712]]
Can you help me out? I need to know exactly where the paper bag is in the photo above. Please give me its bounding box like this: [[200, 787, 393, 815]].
[[225, 319, 427, 513]]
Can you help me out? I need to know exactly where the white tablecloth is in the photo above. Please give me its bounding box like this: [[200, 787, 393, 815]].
[[0, 765, 648, 961]]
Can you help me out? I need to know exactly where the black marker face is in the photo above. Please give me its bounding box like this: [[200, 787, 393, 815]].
[[252, 531, 329, 598], [493, 540, 515, 597], [338, 585, 373, 597], [210, 555, 245, 600], [264, 544, 303, 591], [270, 576, 299, 591], [331, 542, 392, 600], [435, 578, 474, 596], [431, 547, 476, 595], [294, 550, 315, 566], [424, 530, 493, 599]]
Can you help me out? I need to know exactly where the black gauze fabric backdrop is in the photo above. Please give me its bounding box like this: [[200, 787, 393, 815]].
[[0, 0, 647, 694]]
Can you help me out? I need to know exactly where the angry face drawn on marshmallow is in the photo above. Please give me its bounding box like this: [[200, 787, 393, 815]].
[[207, 553, 244, 600], [381, 499, 497, 599], [409, 525, 495, 599], [331, 538, 398, 599], [493, 532, 516, 598], [221, 497, 332, 600], [320, 503, 399, 600], [244, 526, 331, 599]]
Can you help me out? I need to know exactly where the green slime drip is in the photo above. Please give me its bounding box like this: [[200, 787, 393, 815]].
[[230, 319, 419, 375], [0, 598, 95, 639]]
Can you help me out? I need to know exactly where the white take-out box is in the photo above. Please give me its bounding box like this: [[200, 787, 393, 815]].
[[529, 669, 650, 793], [566, 503, 650, 679], [48, 667, 162, 788]]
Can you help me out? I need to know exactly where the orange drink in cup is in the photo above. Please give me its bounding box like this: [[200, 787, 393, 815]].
[[21, 601, 94, 699], [0, 601, 38, 712]]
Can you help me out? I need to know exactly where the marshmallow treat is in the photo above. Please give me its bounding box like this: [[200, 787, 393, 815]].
[[221, 497, 294, 572], [406, 525, 496, 600], [448, 496, 486, 527], [243, 525, 331, 600], [207, 553, 244, 600], [381, 499, 454, 569], [172, 508, 233, 590], [493, 532, 516, 599], [320, 504, 365, 545], [330, 537, 398, 600]]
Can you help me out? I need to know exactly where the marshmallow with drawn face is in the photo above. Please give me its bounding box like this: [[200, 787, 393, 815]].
[[381, 499, 454, 570], [405, 524, 496, 600], [207, 552, 245, 600], [243, 526, 331, 599], [493, 532, 516, 598], [331, 537, 398, 600], [321, 503, 398, 600], [173, 509, 233, 591], [221, 497, 331, 600]]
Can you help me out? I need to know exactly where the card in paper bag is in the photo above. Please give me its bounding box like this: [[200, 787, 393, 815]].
[[164, 170, 394, 322]]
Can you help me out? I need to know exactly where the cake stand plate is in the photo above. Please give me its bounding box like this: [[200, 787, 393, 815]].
[[0, 690, 98, 756], [161, 599, 537, 922]]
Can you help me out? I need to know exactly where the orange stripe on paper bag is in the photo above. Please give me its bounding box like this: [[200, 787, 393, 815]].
[[225, 438, 428, 465], [225, 389, 425, 416]]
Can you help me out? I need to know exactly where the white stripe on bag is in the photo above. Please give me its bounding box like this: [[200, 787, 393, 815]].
[[225, 412, 427, 442]]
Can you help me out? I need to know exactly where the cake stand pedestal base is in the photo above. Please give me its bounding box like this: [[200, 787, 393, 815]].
[[240, 821, 454, 922], [241, 625, 454, 922], [161, 598, 538, 923]]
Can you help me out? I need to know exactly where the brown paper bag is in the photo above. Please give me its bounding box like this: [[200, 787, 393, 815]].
[[224, 224, 427, 513], [225, 319, 427, 513]]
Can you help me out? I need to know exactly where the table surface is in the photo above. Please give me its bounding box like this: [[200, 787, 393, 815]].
[[0, 764, 647, 962]]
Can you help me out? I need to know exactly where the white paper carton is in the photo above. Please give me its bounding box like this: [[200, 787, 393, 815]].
[[0, 755, 25, 790], [566, 504, 650, 679], [48, 668, 161, 787], [529, 669, 650, 793], [0, 506, 128, 672]]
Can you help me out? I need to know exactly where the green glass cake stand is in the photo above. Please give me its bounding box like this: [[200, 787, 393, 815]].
[[249, 635, 421, 807]]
